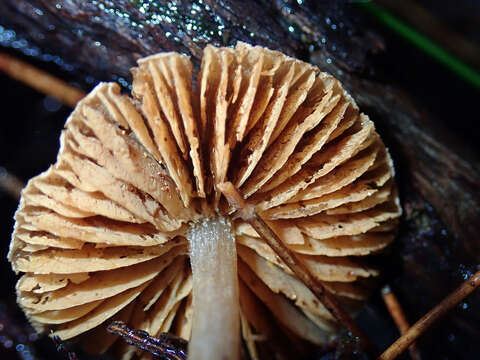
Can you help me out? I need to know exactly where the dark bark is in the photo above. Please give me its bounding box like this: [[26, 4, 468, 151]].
[[1, 0, 479, 358]]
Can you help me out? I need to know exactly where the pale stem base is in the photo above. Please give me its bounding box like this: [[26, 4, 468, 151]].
[[187, 217, 240, 360]]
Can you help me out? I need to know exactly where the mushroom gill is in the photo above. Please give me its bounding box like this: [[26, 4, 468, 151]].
[[8, 42, 401, 359]]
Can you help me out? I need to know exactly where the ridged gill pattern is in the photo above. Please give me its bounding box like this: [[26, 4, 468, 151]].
[[9, 43, 401, 359]]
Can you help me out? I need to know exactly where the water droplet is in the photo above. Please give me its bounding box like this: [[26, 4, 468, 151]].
[[3, 339, 13, 348], [43, 96, 62, 112]]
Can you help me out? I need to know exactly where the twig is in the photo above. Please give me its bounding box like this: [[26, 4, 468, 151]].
[[217, 181, 376, 358], [0, 166, 24, 199], [381, 285, 422, 360], [0, 52, 85, 107], [107, 320, 188, 360], [378, 269, 480, 360]]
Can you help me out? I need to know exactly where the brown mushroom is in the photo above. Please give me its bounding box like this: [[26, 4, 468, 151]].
[[8, 42, 401, 359]]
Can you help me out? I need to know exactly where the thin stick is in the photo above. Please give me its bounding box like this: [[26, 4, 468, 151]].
[[107, 321, 188, 360], [0, 52, 85, 107], [378, 269, 480, 360], [381, 285, 422, 360], [217, 182, 376, 357], [0, 166, 24, 199]]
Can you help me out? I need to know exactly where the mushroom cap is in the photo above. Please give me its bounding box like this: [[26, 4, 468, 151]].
[[9, 43, 401, 357]]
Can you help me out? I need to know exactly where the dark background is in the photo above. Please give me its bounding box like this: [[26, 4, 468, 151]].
[[0, 1, 479, 359]]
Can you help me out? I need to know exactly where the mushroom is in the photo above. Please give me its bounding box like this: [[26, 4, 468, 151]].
[[8, 42, 401, 359]]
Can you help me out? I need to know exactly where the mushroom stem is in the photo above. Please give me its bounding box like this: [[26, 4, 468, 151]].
[[187, 217, 240, 360], [218, 181, 376, 357]]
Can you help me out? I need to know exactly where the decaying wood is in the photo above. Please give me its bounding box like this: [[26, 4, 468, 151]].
[[1, 0, 479, 358]]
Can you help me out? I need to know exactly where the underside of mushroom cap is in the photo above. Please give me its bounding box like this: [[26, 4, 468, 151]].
[[9, 42, 401, 359]]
